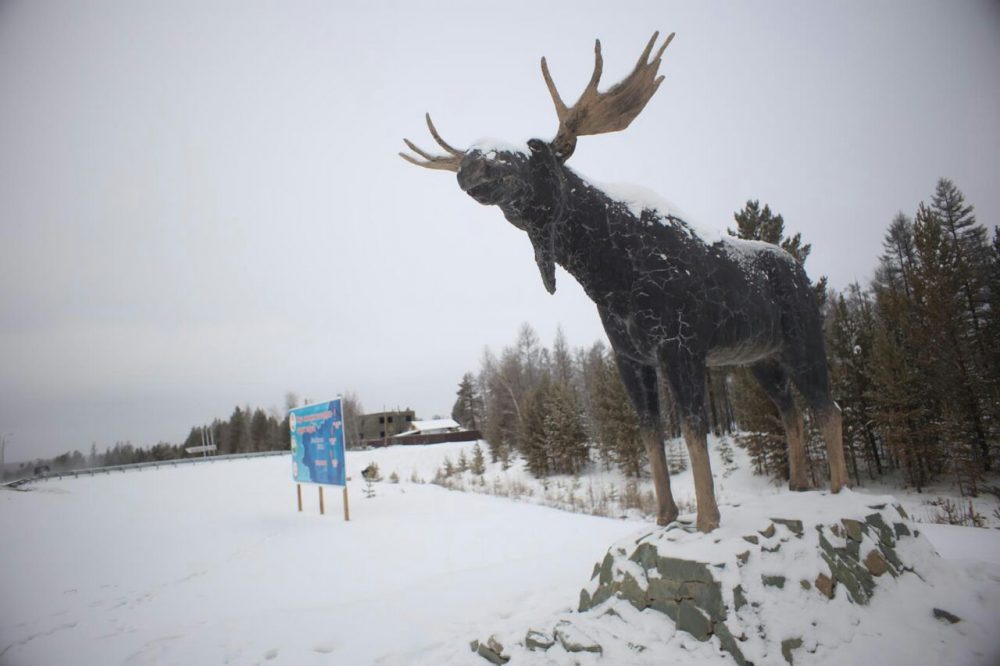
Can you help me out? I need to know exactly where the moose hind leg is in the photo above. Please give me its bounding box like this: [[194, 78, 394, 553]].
[[750, 361, 809, 491], [788, 357, 850, 493], [816, 402, 848, 492], [614, 354, 678, 525]]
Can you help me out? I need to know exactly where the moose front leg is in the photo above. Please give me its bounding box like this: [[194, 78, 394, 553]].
[[613, 353, 678, 526], [661, 351, 720, 532]]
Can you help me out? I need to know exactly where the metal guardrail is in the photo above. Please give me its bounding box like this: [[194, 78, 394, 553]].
[[1, 450, 289, 489]]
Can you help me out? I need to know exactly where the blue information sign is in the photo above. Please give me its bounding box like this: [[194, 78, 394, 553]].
[[289, 399, 346, 486]]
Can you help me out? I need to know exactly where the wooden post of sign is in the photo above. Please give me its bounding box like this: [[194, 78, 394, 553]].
[[343, 486, 350, 521], [319, 486, 326, 515], [296, 484, 303, 512]]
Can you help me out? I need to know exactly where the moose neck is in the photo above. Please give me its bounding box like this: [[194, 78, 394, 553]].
[[497, 165, 684, 303]]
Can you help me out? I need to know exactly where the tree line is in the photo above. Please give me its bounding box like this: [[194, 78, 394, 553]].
[[452, 178, 998, 497], [5, 392, 368, 480]]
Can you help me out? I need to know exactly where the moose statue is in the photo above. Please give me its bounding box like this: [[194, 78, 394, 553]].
[[401, 32, 848, 532]]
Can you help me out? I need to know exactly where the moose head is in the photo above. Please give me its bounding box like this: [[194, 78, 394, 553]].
[[400, 32, 674, 294]]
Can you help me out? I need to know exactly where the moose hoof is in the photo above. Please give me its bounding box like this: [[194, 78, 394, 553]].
[[657, 509, 679, 527], [696, 510, 720, 533]]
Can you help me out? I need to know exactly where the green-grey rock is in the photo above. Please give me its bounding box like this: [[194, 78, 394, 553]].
[[818, 531, 836, 558], [525, 629, 554, 651], [763, 543, 783, 554], [736, 550, 751, 566], [842, 519, 864, 542], [894, 522, 911, 538], [598, 553, 615, 585], [932, 608, 961, 624], [554, 622, 603, 655], [657, 557, 714, 583], [647, 576, 684, 603], [742, 535, 759, 545], [619, 571, 648, 611], [781, 637, 803, 665], [799, 579, 812, 590], [865, 513, 895, 547], [714, 622, 749, 666], [692, 581, 726, 621], [771, 518, 805, 536], [600, 606, 622, 619], [846, 538, 861, 561], [471, 637, 510, 665], [629, 542, 658, 571], [733, 584, 748, 611], [578, 587, 592, 612], [762, 575, 786, 589], [676, 601, 712, 641], [649, 597, 680, 620], [820, 543, 875, 605], [880, 544, 906, 576], [759, 523, 777, 538], [590, 582, 613, 608]]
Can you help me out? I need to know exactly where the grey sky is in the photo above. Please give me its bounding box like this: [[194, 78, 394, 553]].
[[1, 1, 998, 461]]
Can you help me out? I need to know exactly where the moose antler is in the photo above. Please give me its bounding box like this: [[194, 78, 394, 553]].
[[399, 113, 464, 172], [542, 31, 674, 161]]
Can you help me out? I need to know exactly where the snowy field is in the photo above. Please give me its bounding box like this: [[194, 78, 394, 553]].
[[2, 441, 999, 665]]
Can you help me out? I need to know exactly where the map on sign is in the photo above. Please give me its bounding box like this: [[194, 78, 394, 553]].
[[289, 399, 346, 486]]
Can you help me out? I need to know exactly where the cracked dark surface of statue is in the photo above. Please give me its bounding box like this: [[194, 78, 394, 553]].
[[401, 32, 849, 533]]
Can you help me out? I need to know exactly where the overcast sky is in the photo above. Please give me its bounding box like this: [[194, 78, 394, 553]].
[[1, 1, 998, 461]]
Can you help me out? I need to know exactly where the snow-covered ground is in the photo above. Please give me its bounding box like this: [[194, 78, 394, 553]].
[[1, 440, 998, 665]]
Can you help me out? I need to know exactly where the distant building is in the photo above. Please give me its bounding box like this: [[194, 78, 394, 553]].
[[395, 419, 462, 437], [356, 409, 416, 445], [389, 418, 480, 447]]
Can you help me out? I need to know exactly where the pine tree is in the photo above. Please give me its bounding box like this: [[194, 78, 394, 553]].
[[551, 326, 575, 388], [930, 179, 995, 473], [931, 178, 989, 350], [591, 352, 644, 477], [546, 381, 589, 475], [827, 285, 883, 482], [470, 442, 486, 475], [911, 200, 989, 490], [870, 208, 949, 490], [451, 373, 483, 430], [519, 378, 553, 477], [250, 409, 269, 452], [728, 200, 786, 245]]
